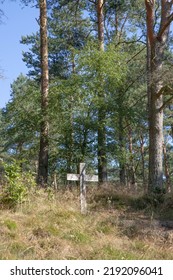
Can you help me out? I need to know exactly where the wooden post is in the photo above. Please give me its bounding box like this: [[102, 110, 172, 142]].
[[67, 163, 98, 214], [80, 163, 87, 214]]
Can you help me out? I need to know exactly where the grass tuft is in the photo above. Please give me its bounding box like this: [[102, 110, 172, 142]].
[[0, 187, 173, 259]]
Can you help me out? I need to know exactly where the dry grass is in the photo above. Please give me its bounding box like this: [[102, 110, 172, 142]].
[[0, 186, 173, 260]]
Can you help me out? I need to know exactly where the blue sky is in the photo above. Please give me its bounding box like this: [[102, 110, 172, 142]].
[[0, 0, 39, 108]]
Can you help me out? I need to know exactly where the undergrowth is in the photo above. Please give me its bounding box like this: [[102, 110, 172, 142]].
[[0, 185, 173, 259], [0, 160, 36, 209]]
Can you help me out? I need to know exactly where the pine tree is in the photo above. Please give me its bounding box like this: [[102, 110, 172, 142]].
[[37, 0, 49, 187], [145, 0, 173, 192]]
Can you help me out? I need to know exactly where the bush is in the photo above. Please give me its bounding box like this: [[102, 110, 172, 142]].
[[0, 160, 36, 208]]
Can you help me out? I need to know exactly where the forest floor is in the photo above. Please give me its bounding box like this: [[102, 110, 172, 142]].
[[0, 185, 173, 260]]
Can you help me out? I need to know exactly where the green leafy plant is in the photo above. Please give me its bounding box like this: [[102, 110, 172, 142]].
[[1, 160, 35, 207], [4, 219, 17, 231]]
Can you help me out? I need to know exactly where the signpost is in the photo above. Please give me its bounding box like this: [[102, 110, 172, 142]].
[[67, 163, 98, 214]]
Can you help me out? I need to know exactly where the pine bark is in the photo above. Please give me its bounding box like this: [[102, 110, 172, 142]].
[[118, 113, 126, 185], [140, 134, 146, 186], [145, 0, 173, 192], [128, 126, 136, 186], [97, 0, 107, 183], [163, 142, 171, 193], [38, 0, 49, 187]]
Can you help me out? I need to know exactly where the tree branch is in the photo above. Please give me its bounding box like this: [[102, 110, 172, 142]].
[[117, 14, 128, 43], [159, 95, 173, 111], [115, 35, 146, 47], [155, 85, 173, 99], [130, 94, 148, 110], [88, 0, 96, 4], [126, 46, 146, 64], [157, 12, 173, 40]]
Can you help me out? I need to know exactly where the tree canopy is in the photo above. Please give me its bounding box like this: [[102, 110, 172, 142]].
[[0, 0, 173, 194]]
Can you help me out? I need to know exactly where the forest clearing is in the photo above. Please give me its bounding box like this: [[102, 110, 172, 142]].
[[1, 0, 173, 261], [0, 185, 173, 260]]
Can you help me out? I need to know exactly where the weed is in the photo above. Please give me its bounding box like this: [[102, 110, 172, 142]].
[[10, 241, 28, 258], [4, 219, 17, 231], [62, 230, 91, 244], [96, 221, 113, 234], [46, 225, 60, 236]]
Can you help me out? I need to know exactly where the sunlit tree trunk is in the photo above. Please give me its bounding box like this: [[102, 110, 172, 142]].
[[145, 0, 173, 192], [38, 0, 49, 187]]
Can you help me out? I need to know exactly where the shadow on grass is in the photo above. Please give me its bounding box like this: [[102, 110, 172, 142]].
[[88, 186, 173, 239]]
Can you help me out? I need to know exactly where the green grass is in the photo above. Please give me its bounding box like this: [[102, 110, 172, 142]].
[[0, 187, 173, 259], [4, 219, 17, 231]]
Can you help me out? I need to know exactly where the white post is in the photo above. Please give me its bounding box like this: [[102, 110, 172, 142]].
[[80, 163, 87, 214], [67, 163, 98, 214]]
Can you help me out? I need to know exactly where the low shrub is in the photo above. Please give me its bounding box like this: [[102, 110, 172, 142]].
[[0, 160, 36, 208]]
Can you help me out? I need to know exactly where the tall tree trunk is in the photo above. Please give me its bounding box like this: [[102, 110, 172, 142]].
[[140, 134, 146, 186], [163, 142, 171, 193], [118, 111, 126, 185], [127, 125, 136, 186], [148, 40, 164, 192], [97, 0, 107, 183], [145, 0, 173, 193], [38, 0, 49, 187], [67, 53, 75, 174]]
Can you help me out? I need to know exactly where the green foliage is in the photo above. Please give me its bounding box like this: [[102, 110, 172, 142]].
[[0, 0, 172, 189], [0, 75, 40, 169], [62, 230, 91, 244], [77, 41, 128, 94], [4, 219, 17, 231], [45, 187, 54, 201], [1, 160, 36, 208]]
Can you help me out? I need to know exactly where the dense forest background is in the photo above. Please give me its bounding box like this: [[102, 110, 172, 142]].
[[0, 0, 173, 196]]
